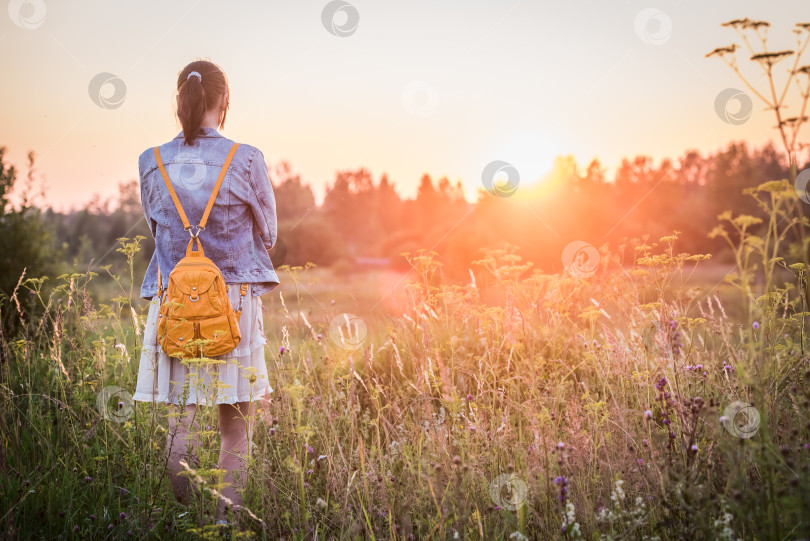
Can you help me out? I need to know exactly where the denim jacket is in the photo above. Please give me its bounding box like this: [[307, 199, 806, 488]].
[[138, 127, 280, 300]]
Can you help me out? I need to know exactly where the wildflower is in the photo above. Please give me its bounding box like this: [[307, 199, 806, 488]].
[[74, 526, 80, 532], [645, 410, 652, 420], [269, 427, 275, 435], [466, 394, 473, 401], [752, 321, 760, 330], [120, 512, 127, 520], [108, 524, 114, 531], [691, 444, 698, 452], [307, 445, 314, 454], [316, 333, 323, 340], [316, 498, 327, 509], [84, 476, 92, 483], [642, 439, 649, 447], [89, 514, 97, 521], [280, 346, 286, 355], [557, 441, 565, 450], [655, 377, 668, 391]]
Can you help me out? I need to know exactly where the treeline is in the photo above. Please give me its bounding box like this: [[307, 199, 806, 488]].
[[2, 140, 807, 300]]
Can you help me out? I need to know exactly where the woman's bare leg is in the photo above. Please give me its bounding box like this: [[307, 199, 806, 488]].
[[216, 400, 254, 522], [166, 403, 200, 505]]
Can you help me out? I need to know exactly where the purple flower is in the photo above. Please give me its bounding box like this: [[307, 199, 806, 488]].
[[637, 459, 644, 466], [645, 410, 652, 420], [752, 321, 760, 330], [307, 445, 314, 454], [279, 346, 286, 355], [655, 377, 668, 391]]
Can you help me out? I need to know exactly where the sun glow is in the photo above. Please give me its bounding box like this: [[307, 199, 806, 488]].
[[488, 133, 561, 200]]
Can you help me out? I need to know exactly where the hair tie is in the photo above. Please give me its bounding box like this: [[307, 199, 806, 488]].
[[187, 71, 202, 82]]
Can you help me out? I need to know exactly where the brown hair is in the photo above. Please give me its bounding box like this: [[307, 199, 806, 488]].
[[176, 59, 230, 146]]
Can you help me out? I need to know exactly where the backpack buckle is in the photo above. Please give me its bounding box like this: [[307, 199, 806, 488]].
[[186, 225, 205, 238]]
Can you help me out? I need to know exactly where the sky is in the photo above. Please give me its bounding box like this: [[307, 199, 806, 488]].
[[1, 0, 808, 211]]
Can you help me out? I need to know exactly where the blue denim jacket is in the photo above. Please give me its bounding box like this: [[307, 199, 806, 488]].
[[138, 127, 280, 300]]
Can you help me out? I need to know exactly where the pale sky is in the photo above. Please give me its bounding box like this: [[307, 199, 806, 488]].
[[1, 0, 808, 211]]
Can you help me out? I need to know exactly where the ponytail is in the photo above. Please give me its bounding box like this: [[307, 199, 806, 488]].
[[175, 60, 229, 146]]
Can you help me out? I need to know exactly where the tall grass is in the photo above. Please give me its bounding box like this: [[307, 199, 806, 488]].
[[1, 181, 809, 540]]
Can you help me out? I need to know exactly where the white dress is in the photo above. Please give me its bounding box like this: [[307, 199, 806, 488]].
[[133, 283, 273, 406]]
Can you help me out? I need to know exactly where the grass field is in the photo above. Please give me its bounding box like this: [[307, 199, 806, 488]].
[[2, 211, 810, 539]]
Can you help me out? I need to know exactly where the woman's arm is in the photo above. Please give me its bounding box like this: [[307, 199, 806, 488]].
[[247, 147, 278, 250], [138, 152, 158, 238]]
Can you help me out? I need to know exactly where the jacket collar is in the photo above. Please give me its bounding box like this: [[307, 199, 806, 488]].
[[173, 126, 223, 140]]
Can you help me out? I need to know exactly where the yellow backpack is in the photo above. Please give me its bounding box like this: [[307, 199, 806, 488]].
[[153, 143, 247, 359]]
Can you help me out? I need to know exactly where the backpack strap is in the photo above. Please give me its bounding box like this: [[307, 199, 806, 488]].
[[153, 142, 240, 237], [199, 143, 239, 230]]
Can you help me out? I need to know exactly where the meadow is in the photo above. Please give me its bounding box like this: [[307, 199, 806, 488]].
[[2, 174, 809, 540]]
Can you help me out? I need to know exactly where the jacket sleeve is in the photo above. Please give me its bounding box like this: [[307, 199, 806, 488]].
[[247, 147, 278, 250], [138, 151, 157, 238]]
